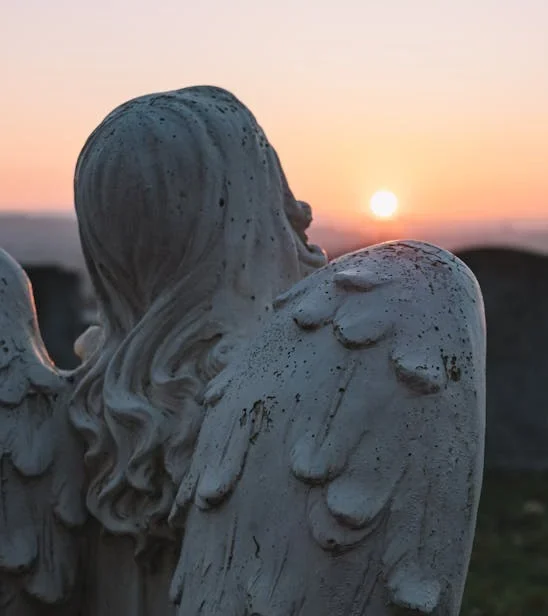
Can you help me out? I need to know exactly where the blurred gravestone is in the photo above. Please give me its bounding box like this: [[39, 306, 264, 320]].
[[458, 247, 548, 470], [24, 265, 87, 369]]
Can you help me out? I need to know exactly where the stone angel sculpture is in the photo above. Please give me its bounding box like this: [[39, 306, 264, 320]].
[[0, 86, 486, 615]]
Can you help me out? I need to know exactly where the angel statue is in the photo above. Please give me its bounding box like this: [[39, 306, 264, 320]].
[[0, 85, 486, 615]]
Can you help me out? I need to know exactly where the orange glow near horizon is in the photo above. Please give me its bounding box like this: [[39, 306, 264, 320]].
[[1, 1, 548, 229]]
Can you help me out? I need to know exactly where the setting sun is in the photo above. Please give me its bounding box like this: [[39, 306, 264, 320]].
[[369, 190, 399, 219]]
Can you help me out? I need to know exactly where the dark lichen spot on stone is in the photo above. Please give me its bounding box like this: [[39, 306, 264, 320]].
[[442, 354, 462, 382]]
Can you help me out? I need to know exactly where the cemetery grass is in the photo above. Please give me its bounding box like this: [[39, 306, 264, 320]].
[[461, 471, 548, 616]]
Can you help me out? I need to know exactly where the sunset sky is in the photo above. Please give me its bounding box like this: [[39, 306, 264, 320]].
[[1, 0, 547, 229]]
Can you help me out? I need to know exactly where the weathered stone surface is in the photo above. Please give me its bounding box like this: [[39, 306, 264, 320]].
[[172, 241, 485, 616]]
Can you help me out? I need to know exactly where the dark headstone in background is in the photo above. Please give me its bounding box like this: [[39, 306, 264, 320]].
[[24, 265, 87, 369], [458, 248, 548, 470]]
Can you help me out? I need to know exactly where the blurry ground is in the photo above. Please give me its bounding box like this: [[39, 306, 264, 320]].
[[461, 471, 548, 615]]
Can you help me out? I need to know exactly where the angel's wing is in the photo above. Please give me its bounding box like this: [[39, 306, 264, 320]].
[[169, 241, 486, 616], [0, 248, 87, 614]]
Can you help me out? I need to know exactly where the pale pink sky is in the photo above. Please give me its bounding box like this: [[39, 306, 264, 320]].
[[1, 0, 548, 228]]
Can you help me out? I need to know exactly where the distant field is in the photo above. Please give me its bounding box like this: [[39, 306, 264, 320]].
[[461, 471, 548, 615]]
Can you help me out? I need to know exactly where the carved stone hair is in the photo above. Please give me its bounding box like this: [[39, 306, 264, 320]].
[[69, 86, 326, 540]]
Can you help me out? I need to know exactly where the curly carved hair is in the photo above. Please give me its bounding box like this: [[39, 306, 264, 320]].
[[69, 86, 326, 541]]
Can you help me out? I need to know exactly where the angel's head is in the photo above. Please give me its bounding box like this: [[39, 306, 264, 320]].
[[74, 85, 325, 332], [70, 86, 326, 540]]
